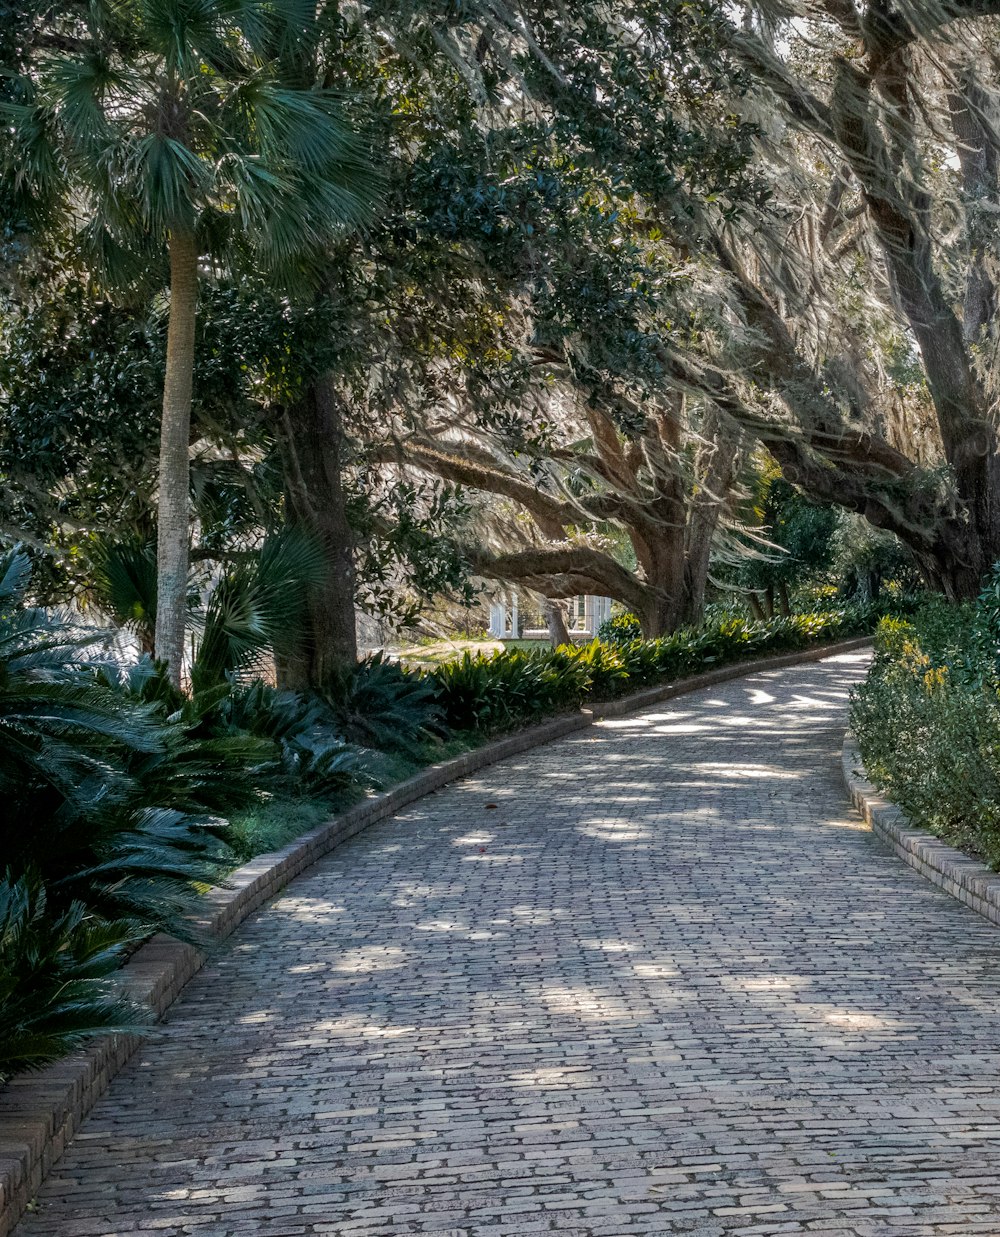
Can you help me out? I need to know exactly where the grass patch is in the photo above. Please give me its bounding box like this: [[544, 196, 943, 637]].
[[225, 798, 335, 864]]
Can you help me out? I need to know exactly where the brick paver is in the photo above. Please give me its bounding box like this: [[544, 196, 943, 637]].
[[17, 651, 1000, 1236]]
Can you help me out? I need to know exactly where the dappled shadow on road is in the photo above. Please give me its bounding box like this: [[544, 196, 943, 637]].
[[21, 651, 1000, 1236]]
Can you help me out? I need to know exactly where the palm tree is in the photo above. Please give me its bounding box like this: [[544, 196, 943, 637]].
[[3, 0, 379, 685]]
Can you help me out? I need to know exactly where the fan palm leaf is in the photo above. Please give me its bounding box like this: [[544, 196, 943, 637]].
[[87, 536, 159, 653], [192, 528, 327, 690]]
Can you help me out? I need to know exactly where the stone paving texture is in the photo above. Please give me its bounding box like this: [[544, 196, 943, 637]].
[[17, 651, 1000, 1237]]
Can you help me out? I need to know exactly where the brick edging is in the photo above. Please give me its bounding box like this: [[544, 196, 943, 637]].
[[842, 733, 1000, 928], [0, 635, 872, 1237]]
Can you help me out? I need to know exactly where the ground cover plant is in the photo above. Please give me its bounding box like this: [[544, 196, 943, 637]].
[[852, 577, 1000, 868], [0, 546, 372, 1079]]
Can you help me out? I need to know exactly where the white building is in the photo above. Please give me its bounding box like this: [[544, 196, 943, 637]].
[[487, 592, 612, 641]]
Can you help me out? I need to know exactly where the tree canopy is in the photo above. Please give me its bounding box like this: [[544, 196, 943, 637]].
[[5, 0, 1000, 676]]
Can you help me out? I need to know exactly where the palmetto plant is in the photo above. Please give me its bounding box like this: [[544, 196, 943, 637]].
[[87, 535, 160, 655], [192, 528, 328, 692], [0, 546, 158, 819], [3, 0, 380, 686]]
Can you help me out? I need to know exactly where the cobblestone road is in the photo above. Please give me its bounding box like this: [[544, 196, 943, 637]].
[[18, 651, 1000, 1236]]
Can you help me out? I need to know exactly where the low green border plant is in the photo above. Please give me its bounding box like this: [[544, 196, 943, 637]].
[[851, 579, 1000, 866], [430, 599, 907, 734]]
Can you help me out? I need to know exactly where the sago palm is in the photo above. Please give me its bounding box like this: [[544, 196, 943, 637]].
[[3, 0, 380, 685], [0, 873, 146, 1082], [0, 546, 160, 818]]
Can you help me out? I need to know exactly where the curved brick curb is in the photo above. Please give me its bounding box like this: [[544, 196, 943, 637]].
[[0, 635, 871, 1237], [843, 733, 1000, 928]]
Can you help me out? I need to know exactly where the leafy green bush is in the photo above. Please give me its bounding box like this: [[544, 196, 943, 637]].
[[597, 611, 643, 645], [431, 600, 899, 731], [1, 551, 235, 933], [207, 680, 360, 799], [565, 641, 630, 697], [851, 586, 1000, 864], [430, 646, 590, 732], [0, 547, 245, 1079]]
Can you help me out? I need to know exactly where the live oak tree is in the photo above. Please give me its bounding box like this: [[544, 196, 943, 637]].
[[382, 402, 747, 638], [2, 0, 377, 684], [524, 0, 1000, 597], [696, 0, 1000, 598], [437, 0, 1000, 599], [278, 0, 761, 641]]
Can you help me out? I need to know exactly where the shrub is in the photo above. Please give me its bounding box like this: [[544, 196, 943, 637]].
[[0, 560, 906, 1085], [432, 600, 902, 726], [212, 681, 360, 799], [597, 611, 643, 645], [617, 637, 666, 687], [0, 874, 145, 1084], [564, 641, 630, 698], [430, 647, 589, 732], [1, 550, 236, 935], [851, 585, 1000, 864], [321, 652, 445, 752]]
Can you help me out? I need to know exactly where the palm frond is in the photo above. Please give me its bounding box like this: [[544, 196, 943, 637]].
[[87, 535, 158, 651], [192, 527, 326, 690]]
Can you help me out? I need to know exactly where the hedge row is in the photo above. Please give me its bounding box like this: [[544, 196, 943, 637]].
[[851, 581, 1000, 867], [430, 601, 903, 735]]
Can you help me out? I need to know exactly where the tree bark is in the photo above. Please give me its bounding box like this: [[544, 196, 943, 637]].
[[638, 536, 688, 637], [383, 402, 740, 640], [154, 228, 198, 687], [278, 373, 358, 687], [545, 600, 572, 647]]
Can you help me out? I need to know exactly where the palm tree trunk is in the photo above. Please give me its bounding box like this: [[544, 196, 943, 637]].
[[154, 228, 198, 686]]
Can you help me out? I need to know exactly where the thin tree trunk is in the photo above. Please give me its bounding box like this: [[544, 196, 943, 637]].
[[278, 372, 358, 687], [747, 593, 766, 622], [778, 581, 792, 617], [154, 228, 198, 687], [545, 600, 572, 648]]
